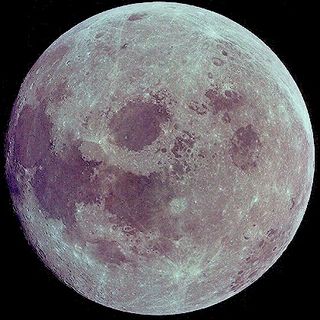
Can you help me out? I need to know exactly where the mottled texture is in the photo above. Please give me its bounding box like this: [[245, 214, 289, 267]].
[[230, 124, 262, 171], [5, 2, 314, 316]]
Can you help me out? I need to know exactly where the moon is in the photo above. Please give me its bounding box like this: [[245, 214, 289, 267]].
[[5, 2, 314, 315]]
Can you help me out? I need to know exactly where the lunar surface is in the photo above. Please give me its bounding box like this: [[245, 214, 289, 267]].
[[5, 2, 314, 315]]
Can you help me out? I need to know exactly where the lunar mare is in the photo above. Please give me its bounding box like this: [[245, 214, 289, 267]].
[[6, 2, 314, 315]]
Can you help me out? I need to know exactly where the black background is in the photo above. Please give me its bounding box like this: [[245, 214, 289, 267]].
[[0, 1, 318, 319]]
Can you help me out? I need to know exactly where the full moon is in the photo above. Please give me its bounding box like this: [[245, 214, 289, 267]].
[[6, 2, 314, 315]]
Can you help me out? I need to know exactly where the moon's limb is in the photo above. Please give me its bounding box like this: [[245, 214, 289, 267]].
[[6, 2, 314, 315]]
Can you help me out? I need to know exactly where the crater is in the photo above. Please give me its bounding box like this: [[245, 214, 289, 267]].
[[109, 99, 171, 152], [266, 228, 277, 241], [95, 32, 104, 39], [258, 239, 266, 248], [212, 57, 224, 66], [216, 39, 242, 60], [229, 124, 262, 171], [290, 198, 295, 210], [121, 43, 129, 49]]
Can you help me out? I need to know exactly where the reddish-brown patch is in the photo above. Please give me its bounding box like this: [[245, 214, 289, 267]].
[[90, 42, 116, 68], [13, 104, 53, 168], [170, 160, 191, 180], [248, 270, 259, 279], [92, 240, 130, 266], [258, 239, 266, 248], [171, 131, 195, 159], [150, 88, 177, 107], [229, 124, 262, 171], [222, 112, 231, 123], [41, 43, 70, 67], [6, 168, 20, 198], [104, 169, 174, 232], [216, 39, 243, 60], [109, 99, 170, 152], [32, 141, 102, 227], [35, 78, 73, 105], [128, 13, 147, 21], [188, 101, 208, 116], [150, 237, 175, 255], [230, 272, 247, 292], [49, 79, 73, 103], [205, 88, 243, 114], [231, 227, 288, 292], [35, 86, 48, 104], [231, 254, 262, 292], [95, 43, 115, 56]]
